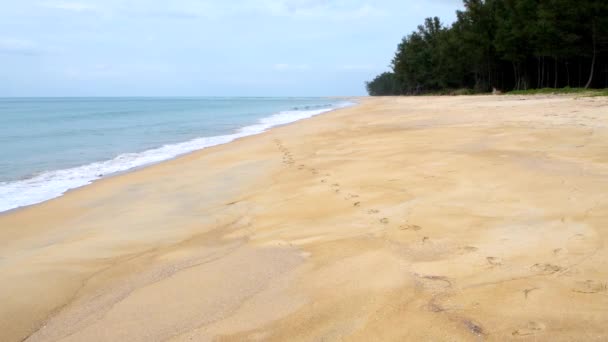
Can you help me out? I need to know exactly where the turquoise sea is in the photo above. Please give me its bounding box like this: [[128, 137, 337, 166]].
[[0, 97, 352, 212]]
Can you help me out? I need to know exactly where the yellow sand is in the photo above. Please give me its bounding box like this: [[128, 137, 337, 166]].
[[1, 95, 607, 341]]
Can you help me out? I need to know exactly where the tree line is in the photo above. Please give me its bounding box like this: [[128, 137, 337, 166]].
[[366, 0, 608, 95]]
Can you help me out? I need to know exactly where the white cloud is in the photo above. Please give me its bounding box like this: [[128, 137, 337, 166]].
[[40, 1, 98, 13], [34, 1, 385, 21], [258, 1, 385, 20], [273, 63, 311, 71], [0, 38, 40, 55], [343, 4, 385, 19], [339, 64, 377, 71], [63, 62, 172, 80], [124, 1, 223, 19], [65, 65, 118, 80]]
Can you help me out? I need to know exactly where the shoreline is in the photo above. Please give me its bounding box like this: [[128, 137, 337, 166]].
[[0, 99, 358, 215], [1, 95, 607, 341]]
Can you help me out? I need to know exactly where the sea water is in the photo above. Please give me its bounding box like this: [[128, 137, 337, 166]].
[[0, 97, 352, 212]]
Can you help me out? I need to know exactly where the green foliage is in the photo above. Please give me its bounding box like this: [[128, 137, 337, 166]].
[[366, 0, 608, 96], [365, 72, 402, 96], [452, 88, 476, 96], [507, 87, 593, 95], [587, 89, 608, 97], [421, 88, 479, 96], [507, 87, 608, 96]]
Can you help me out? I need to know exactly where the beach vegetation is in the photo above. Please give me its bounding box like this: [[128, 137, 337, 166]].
[[507, 87, 608, 96], [365, 72, 402, 96], [367, 0, 608, 96]]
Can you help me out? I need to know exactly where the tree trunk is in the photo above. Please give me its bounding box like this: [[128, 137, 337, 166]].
[[541, 56, 545, 88], [554, 56, 558, 88], [565, 61, 570, 87], [578, 59, 582, 87], [585, 52, 596, 89], [512, 63, 518, 90], [537, 57, 541, 88], [541, 57, 549, 88], [585, 22, 597, 89], [487, 57, 492, 91]]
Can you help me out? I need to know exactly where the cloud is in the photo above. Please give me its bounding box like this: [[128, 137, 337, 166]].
[[339, 64, 377, 71], [65, 64, 119, 80], [0, 38, 41, 56], [33, 1, 384, 21], [122, 1, 224, 19], [259, 1, 385, 19], [63, 62, 173, 80], [273, 63, 311, 71], [40, 1, 99, 13], [276, 0, 331, 12]]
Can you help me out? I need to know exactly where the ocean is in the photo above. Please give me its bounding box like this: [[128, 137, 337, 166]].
[[0, 97, 352, 212]]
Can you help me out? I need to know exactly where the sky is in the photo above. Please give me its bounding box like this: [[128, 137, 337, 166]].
[[0, 0, 463, 96]]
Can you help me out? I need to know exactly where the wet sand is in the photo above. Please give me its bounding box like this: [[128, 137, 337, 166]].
[[1, 95, 607, 341]]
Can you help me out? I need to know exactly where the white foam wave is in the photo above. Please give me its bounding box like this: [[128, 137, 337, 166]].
[[0, 101, 354, 213]]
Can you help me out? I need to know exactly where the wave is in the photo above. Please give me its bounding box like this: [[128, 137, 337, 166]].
[[0, 101, 354, 213]]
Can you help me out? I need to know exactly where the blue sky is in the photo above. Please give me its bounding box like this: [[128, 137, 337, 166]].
[[0, 1, 463, 96]]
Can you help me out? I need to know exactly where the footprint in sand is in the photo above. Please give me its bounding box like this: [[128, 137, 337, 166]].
[[379, 218, 389, 224], [570, 233, 585, 240], [367, 209, 379, 214], [572, 280, 608, 294], [400, 224, 422, 231], [344, 194, 359, 201], [523, 287, 539, 299], [456, 246, 477, 255], [463, 320, 485, 336], [486, 256, 502, 267], [530, 263, 563, 274], [414, 273, 452, 289], [512, 321, 546, 337], [353, 201, 361, 207]]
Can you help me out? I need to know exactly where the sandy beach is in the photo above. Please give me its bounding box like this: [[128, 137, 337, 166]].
[[1, 95, 607, 341]]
